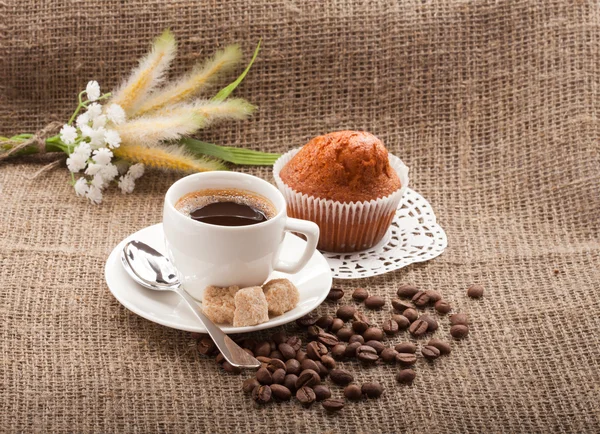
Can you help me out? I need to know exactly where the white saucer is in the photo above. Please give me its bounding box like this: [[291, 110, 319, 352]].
[[105, 223, 332, 334]]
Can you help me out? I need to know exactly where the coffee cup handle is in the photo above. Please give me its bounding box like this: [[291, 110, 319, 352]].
[[273, 217, 320, 274]]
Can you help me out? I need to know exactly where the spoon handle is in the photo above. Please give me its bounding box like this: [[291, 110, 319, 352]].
[[174, 286, 261, 369]]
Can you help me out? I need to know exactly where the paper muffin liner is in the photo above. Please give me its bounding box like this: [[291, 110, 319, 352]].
[[273, 148, 410, 253]]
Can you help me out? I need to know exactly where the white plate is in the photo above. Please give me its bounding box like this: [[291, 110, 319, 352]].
[[105, 223, 332, 334]]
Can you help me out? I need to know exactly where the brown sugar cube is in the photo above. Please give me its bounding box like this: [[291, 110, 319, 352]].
[[233, 286, 270, 327], [262, 278, 300, 316], [202, 285, 240, 324]]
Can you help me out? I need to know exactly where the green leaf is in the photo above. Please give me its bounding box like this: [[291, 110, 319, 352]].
[[180, 137, 280, 166], [212, 40, 261, 103]]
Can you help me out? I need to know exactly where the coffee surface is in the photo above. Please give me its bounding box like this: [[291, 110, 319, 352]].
[[175, 188, 276, 227]]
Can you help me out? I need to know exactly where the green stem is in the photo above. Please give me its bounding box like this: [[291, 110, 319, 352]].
[[180, 137, 280, 166], [68, 91, 112, 125]]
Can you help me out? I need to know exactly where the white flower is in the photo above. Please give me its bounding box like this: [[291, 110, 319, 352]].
[[76, 112, 90, 129], [86, 80, 101, 102], [104, 129, 121, 149], [91, 173, 107, 189], [118, 174, 136, 194], [106, 104, 126, 125], [86, 103, 102, 120], [92, 148, 113, 166], [59, 124, 78, 145], [92, 114, 107, 129], [74, 177, 89, 197], [80, 125, 94, 138], [73, 141, 91, 159], [85, 163, 102, 176], [89, 127, 107, 148], [86, 185, 103, 204], [127, 163, 145, 180], [100, 163, 119, 181], [66, 152, 88, 173]]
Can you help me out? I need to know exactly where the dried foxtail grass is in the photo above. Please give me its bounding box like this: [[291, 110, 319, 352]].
[[114, 112, 203, 148], [154, 99, 255, 126], [113, 143, 225, 172], [110, 29, 177, 116], [134, 45, 242, 116]]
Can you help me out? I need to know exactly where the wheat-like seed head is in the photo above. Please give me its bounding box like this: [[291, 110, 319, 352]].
[[114, 112, 204, 147], [153, 98, 255, 126], [114, 143, 226, 172], [110, 29, 177, 116], [134, 45, 242, 116]]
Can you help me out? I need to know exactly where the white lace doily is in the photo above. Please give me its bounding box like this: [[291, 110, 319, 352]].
[[322, 188, 447, 279]]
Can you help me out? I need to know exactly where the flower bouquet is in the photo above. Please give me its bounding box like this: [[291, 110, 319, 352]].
[[0, 30, 279, 204]]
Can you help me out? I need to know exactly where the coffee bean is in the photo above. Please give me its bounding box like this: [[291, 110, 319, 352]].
[[330, 369, 354, 385], [348, 334, 365, 345], [256, 356, 271, 364], [317, 331, 339, 347], [425, 290, 442, 303], [397, 283, 419, 298], [301, 359, 320, 372], [379, 346, 396, 361], [331, 318, 344, 332], [403, 309, 419, 322], [467, 284, 484, 298], [352, 288, 369, 301], [296, 386, 316, 407], [434, 300, 452, 314], [392, 314, 410, 329], [383, 319, 399, 335], [336, 305, 356, 321], [240, 338, 256, 351], [362, 382, 384, 398], [364, 340, 385, 354], [450, 324, 469, 339], [242, 377, 260, 393], [222, 361, 241, 374], [336, 327, 354, 342], [396, 369, 416, 384], [283, 374, 298, 392], [395, 342, 417, 353], [315, 360, 329, 377], [306, 341, 328, 360], [296, 314, 318, 327], [307, 325, 322, 339], [422, 345, 441, 360], [356, 345, 379, 363], [313, 384, 332, 401], [327, 287, 345, 301], [450, 313, 469, 326], [252, 385, 272, 404], [271, 331, 287, 345], [296, 350, 307, 362], [344, 384, 363, 400], [272, 368, 286, 384], [256, 367, 273, 385], [270, 350, 283, 360], [420, 314, 438, 332], [197, 336, 216, 355], [321, 355, 336, 370], [322, 398, 345, 413], [278, 343, 296, 360], [287, 336, 302, 352], [285, 359, 301, 375], [344, 342, 361, 358], [392, 299, 415, 312], [316, 315, 334, 330], [412, 291, 430, 307], [270, 341, 277, 351], [363, 327, 384, 341], [353, 311, 372, 324], [270, 384, 291, 401], [408, 319, 428, 337], [331, 344, 347, 359], [352, 320, 369, 334], [396, 352, 417, 365], [364, 295, 385, 309], [267, 358, 286, 373], [428, 338, 452, 355], [296, 369, 321, 388], [254, 341, 271, 357]]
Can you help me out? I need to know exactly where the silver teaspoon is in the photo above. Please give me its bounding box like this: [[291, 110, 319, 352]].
[[121, 240, 260, 369]]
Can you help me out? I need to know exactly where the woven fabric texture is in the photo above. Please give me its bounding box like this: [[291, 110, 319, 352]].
[[1, 1, 599, 432]]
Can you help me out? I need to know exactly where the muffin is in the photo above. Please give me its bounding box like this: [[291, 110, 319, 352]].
[[274, 131, 409, 252]]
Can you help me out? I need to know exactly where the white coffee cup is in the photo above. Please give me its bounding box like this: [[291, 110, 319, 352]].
[[163, 171, 320, 300]]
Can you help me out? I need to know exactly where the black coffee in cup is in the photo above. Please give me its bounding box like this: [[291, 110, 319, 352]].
[[175, 189, 277, 227]]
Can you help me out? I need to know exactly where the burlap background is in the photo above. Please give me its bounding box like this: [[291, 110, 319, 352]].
[[1, 0, 599, 432]]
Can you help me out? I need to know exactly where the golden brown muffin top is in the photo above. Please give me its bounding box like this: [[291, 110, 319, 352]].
[[280, 131, 401, 203]]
